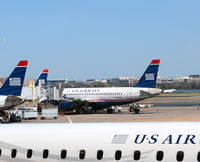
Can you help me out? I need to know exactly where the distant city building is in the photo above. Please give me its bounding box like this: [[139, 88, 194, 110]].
[[107, 77, 138, 86], [189, 75, 200, 79], [47, 79, 68, 86], [157, 72, 161, 83]]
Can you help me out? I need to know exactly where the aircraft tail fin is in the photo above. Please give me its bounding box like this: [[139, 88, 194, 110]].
[[34, 69, 48, 87], [0, 60, 28, 96], [134, 59, 160, 88]]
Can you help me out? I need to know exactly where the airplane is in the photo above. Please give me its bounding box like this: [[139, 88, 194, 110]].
[[163, 89, 176, 93], [59, 59, 162, 113], [0, 60, 28, 118], [0, 122, 199, 162], [34, 69, 48, 87]]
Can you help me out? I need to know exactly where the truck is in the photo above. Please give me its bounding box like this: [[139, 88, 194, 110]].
[[129, 104, 153, 114]]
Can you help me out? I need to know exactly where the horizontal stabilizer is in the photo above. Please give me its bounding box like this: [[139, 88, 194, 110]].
[[5, 95, 24, 107]]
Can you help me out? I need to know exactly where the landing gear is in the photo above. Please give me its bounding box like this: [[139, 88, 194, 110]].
[[75, 107, 93, 114], [106, 108, 114, 114]]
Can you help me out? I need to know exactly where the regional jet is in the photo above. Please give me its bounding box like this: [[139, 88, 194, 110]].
[[59, 59, 162, 113], [0, 122, 199, 162]]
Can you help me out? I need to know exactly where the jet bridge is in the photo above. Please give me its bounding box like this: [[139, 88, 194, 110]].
[[47, 86, 63, 101]]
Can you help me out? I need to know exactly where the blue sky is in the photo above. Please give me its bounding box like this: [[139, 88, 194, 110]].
[[0, 1, 199, 80]]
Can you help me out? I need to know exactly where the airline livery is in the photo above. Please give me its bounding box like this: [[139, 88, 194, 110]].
[[0, 122, 199, 162], [34, 69, 48, 87], [59, 59, 162, 113], [0, 60, 28, 118]]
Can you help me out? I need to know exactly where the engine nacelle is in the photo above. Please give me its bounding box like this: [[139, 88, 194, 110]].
[[59, 102, 74, 111]]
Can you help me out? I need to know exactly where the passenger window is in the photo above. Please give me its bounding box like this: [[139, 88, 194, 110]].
[[0, 149, 1, 156], [156, 151, 164, 161], [115, 150, 122, 160], [11, 149, 17, 158], [176, 151, 184, 161], [61, 149, 67, 159], [134, 150, 141, 160], [97, 150, 103, 160], [27, 149, 33, 158], [43, 149, 49, 159], [79, 150, 85, 160], [197, 152, 200, 161]]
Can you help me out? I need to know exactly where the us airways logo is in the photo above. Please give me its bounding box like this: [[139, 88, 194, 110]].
[[111, 134, 129, 144], [145, 73, 154, 80], [134, 134, 197, 145], [9, 78, 21, 86]]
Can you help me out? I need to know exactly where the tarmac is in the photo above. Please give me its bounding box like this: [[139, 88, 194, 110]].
[[18, 95, 200, 123]]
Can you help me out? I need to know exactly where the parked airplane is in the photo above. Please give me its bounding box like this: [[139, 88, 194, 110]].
[[0, 60, 28, 116], [34, 69, 48, 87], [163, 89, 176, 93], [59, 59, 162, 113], [0, 122, 199, 162]]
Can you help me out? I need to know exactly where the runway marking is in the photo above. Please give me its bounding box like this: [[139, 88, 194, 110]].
[[67, 116, 72, 123]]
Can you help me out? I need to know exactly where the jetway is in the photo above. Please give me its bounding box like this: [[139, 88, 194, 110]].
[[47, 86, 63, 101]]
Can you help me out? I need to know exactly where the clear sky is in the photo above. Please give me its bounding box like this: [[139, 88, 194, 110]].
[[0, 1, 199, 80]]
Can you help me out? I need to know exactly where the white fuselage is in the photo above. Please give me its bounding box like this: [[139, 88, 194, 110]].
[[0, 95, 23, 110], [62, 87, 162, 103], [0, 96, 7, 107], [0, 122, 199, 162]]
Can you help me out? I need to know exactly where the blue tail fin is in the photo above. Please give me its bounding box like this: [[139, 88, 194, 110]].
[[0, 60, 28, 96], [134, 59, 160, 88], [34, 69, 48, 87]]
